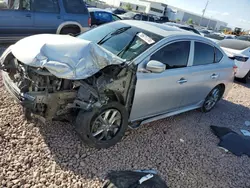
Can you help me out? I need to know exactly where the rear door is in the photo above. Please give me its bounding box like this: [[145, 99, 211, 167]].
[[32, 0, 62, 34], [179, 41, 221, 108], [0, 0, 33, 38]]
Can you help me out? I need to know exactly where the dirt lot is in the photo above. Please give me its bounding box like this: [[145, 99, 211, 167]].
[[0, 65, 250, 187]]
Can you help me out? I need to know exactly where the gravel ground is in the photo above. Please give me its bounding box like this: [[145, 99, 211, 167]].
[[1, 52, 250, 187]]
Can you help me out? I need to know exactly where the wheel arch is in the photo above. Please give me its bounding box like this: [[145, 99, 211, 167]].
[[56, 21, 83, 34]]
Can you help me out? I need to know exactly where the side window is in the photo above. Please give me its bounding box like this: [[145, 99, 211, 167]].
[[0, 0, 31, 10], [150, 41, 190, 69], [141, 15, 148, 21], [193, 42, 214, 66], [94, 12, 112, 22], [62, 0, 88, 14], [149, 16, 154, 22], [215, 47, 223, 63], [34, 0, 59, 13], [134, 14, 142, 20], [22, 0, 31, 10], [112, 14, 121, 21]]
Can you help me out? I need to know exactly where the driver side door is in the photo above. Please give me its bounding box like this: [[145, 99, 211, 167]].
[[129, 41, 192, 121]]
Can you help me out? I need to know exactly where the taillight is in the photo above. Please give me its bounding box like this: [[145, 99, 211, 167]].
[[88, 17, 91, 27], [233, 65, 238, 75]]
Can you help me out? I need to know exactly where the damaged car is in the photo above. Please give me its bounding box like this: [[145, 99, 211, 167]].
[[0, 20, 235, 148]]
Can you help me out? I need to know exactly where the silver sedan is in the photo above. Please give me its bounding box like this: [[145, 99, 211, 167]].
[[1, 20, 235, 148]]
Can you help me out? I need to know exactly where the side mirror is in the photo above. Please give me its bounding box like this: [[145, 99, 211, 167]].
[[146, 60, 166, 73]]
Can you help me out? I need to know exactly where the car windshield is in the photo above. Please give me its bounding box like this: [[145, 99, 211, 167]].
[[122, 11, 136, 17], [77, 22, 163, 61]]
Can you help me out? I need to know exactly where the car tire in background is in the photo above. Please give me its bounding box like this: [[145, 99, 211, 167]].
[[238, 71, 250, 84], [75, 102, 128, 148], [60, 27, 81, 36], [201, 85, 224, 113]]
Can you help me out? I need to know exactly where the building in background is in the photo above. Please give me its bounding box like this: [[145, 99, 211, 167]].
[[167, 5, 228, 31], [102, 0, 228, 30], [104, 0, 167, 17]]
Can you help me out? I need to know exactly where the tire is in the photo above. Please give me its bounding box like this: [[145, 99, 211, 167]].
[[238, 71, 250, 83], [201, 86, 223, 113], [60, 27, 80, 36], [75, 102, 128, 148]]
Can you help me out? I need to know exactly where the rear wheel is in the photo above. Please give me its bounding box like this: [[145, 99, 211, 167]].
[[60, 27, 80, 36], [75, 102, 128, 148], [201, 86, 223, 112]]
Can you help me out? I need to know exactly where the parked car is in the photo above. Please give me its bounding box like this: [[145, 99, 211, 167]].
[[219, 39, 250, 83], [119, 12, 156, 22], [0, 0, 90, 43], [105, 7, 127, 15], [165, 22, 201, 35], [154, 16, 169, 23], [199, 29, 212, 36], [224, 35, 236, 39], [236, 35, 250, 42], [0, 20, 234, 148], [88, 8, 121, 27]]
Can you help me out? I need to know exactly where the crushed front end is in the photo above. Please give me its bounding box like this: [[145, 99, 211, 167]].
[[0, 48, 136, 122]]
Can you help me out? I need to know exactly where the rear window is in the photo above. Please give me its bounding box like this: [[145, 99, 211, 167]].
[[218, 40, 250, 50], [215, 48, 223, 63], [62, 0, 88, 14]]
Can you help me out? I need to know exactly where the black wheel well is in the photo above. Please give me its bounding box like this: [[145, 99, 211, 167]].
[[105, 90, 125, 105], [216, 83, 226, 99], [60, 24, 81, 34]]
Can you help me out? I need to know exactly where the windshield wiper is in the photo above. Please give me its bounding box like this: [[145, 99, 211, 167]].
[[116, 32, 139, 58], [97, 26, 131, 45]]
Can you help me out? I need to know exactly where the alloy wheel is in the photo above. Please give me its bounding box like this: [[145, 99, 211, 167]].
[[204, 88, 220, 111], [91, 109, 122, 141]]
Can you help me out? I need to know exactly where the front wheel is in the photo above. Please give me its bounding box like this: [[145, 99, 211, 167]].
[[201, 86, 223, 112], [75, 102, 128, 148]]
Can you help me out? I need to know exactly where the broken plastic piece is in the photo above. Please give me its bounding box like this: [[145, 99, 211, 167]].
[[211, 125, 250, 157], [241, 130, 250, 136], [139, 174, 154, 184]]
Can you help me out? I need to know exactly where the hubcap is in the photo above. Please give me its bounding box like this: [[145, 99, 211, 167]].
[[91, 109, 122, 141], [204, 88, 220, 111]]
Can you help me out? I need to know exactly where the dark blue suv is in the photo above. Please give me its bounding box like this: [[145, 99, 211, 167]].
[[0, 0, 90, 42]]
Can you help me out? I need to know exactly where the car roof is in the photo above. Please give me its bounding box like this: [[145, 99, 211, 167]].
[[120, 20, 209, 41], [88, 8, 111, 13], [165, 22, 191, 28]]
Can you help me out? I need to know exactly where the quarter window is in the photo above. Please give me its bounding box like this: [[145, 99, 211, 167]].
[[193, 42, 214, 66], [33, 0, 59, 13], [150, 41, 190, 69], [215, 47, 223, 63]]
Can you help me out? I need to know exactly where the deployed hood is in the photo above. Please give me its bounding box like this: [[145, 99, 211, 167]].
[[10, 34, 125, 80]]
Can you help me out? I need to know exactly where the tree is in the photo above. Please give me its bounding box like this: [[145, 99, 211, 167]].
[[125, 3, 132, 11], [176, 18, 181, 22], [187, 18, 193, 25]]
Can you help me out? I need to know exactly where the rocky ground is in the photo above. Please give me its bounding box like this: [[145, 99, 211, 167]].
[[0, 49, 250, 187]]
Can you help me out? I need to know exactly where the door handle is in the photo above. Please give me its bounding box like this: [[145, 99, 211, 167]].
[[178, 78, 187, 84], [25, 14, 31, 17], [211, 74, 219, 79]]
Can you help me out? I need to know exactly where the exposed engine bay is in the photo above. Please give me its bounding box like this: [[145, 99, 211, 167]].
[[1, 53, 136, 121]]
